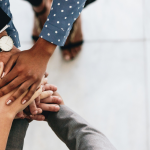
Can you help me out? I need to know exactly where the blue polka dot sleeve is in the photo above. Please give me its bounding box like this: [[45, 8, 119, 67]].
[[0, 0, 20, 48], [40, 0, 86, 46]]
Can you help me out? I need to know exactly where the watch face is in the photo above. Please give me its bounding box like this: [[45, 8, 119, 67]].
[[0, 36, 13, 52]]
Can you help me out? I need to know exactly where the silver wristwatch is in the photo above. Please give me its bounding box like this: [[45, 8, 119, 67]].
[[0, 36, 13, 52]]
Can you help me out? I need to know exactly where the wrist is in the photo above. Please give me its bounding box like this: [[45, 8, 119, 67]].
[[32, 38, 56, 58], [0, 30, 8, 39], [0, 112, 15, 122]]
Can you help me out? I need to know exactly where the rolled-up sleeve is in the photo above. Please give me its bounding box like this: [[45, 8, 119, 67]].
[[40, 0, 86, 46], [0, 0, 20, 48]]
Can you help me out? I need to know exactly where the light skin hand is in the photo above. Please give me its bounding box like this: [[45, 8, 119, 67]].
[[0, 38, 56, 105], [27, 84, 62, 121], [0, 64, 43, 150]]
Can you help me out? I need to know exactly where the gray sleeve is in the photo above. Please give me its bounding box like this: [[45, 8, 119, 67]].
[[6, 119, 29, 150], [47, 105, 116, 150]]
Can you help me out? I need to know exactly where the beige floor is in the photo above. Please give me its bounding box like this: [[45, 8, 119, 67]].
[[10, 0, 150, 150]]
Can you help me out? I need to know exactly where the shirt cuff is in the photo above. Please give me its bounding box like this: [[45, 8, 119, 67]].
[[40, 23, 72, 46]]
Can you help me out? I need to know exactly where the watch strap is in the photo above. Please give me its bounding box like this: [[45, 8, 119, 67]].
[[0, 8, 11, 31]]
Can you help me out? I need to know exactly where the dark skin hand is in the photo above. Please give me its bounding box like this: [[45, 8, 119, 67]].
[[0, 38, 56, 105], [0, 46, 20, 66], [0, 44, 39, 116]]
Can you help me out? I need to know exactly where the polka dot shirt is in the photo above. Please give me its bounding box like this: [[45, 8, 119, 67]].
[[0, 0, 86, 47], [0, 0, 20, 48], [40, 0, 86, 46]]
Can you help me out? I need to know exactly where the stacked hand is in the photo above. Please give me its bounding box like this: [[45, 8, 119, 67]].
[[0, 62, 43, 118], [0, 60, 63, 120], [24, 79, 64, 121], [0, 32, 57, 117]]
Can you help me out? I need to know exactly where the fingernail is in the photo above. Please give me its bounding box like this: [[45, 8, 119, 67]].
[[6, 100, 12, 105], [1, 72, 5, 78], [65, 55, 70, 60], [55, 105, 60, 109], [22, 100, 27, 105], [34, 110, 38, 114], [50, 91, 53, 95]]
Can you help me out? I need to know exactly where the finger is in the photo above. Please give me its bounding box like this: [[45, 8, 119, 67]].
[[40, 90, 53, 100], [0, 68, 18, 92], [36, 77, 47, 90], [44, 72, 49, 78], [30, 115, 45, 121], [35, 96, 40, 105], [10, 86, 42, 114], [6, 80, 32, 105], [29, 101, 38, 115], [16, 111, 25, 119], [0, 62, 4, 78], [37, 108, 42, 114], [4, 53, 19, 75], [0, 76, 25, 98], [40, 96, 62, 104], [38, 103, 60, 112], [22, 82, 41, 105], [41, 78, 48, 85], [44, 84, 57, 92]]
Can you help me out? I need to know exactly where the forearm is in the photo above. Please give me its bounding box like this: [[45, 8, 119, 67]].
[[0, 114, 14, 150], [47, 105, 116, 150]]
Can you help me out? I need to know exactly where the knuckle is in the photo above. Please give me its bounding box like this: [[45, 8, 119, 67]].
[[51, 97, 55, 103], [30, 104, 36, 110], [16, 67, 23, 73], [31, 75, 38, 81], [8, 83, 15, 89], [26, 72, 32, 78], [1, 78, 7, 85], [25, 96, 30, 101], [0, 89, 6, 96], [29, 89, 35, 95], [11, 95, 17, 101], [18, 88, 25, 94]]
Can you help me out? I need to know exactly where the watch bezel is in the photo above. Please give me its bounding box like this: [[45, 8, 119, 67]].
[[0, 35, 13, 52]]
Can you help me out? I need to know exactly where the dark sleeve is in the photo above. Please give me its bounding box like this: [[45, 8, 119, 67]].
[[6, 119, 29, 150], [0, 7, 11, 31], [47, 105, 116, 150]]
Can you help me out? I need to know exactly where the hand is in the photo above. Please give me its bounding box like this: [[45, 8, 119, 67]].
[[0, 31, 20, 66], [26, 84, 62, 121], [0, 63, 42, 119], [0, 38, 56, 105], [0, 46, 20, 66]]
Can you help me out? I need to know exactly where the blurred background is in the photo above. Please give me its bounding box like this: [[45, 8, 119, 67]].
[[10, 0, 150, 150]]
